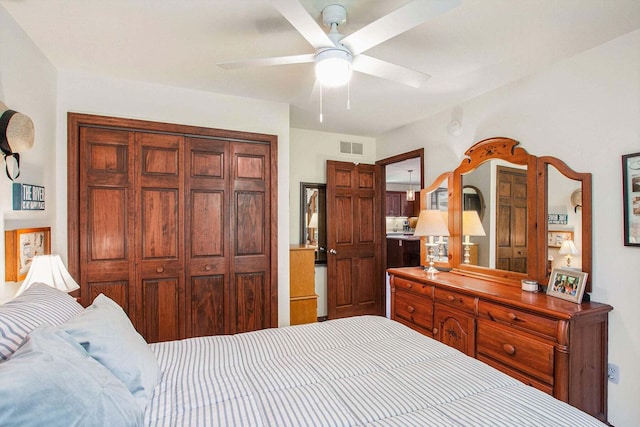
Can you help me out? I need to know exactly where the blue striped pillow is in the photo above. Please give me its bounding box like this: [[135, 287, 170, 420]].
[[0, 283, 83, 361]]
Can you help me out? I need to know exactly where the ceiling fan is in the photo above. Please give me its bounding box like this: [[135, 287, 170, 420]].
[[218, 0, 461, 89]]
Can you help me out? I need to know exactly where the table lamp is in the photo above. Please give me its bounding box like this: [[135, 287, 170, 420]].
[[414, 209, 450, 274], [558, 239, 578, 267], [16, 254, 80, 296], [462, 210, 485, 264]]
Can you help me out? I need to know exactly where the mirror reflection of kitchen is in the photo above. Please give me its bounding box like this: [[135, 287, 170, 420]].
[[386, 159, 421, 268]]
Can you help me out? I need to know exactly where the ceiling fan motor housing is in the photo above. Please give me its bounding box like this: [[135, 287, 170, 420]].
[[322, 4, 347, 28]]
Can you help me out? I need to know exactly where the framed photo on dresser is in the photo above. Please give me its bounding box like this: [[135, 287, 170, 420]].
[[547, 268, 587, 303]]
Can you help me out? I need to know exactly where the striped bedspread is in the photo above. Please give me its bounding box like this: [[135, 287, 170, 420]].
[[145, 316, 605, 426]]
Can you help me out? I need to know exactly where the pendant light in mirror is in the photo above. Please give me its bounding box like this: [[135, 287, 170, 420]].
[[406, 169, 415, 201]]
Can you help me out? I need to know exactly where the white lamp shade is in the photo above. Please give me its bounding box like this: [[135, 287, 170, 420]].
[[16, 254, 80, 296], [308, 212, 318, 228], [462, 210, 486, 236], [414, 210, 450, 237], [559, 239, 578, 255]]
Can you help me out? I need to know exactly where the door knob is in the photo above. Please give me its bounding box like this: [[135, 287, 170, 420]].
[[329, 249, 337, 255]]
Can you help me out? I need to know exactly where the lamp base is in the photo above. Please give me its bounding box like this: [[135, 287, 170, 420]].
[[424, 265, 439, 275]]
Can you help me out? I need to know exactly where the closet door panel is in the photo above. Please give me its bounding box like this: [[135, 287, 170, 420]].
[[79, 127, 135, 313], [235, 272, 267, 333], [230, 142, 272, 332], [142, 277, 180, 343], [185, 138, 229, 336], [141, 189, 179, 258], [190, 275, 225, 337], [136, 133, 185, 341]]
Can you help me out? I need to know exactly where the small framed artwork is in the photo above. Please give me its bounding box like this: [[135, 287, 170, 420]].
[[547, 268, 588, 303], [4, 227, 51, 282], [547, 230, 574, 248], [622, 152, 640, 246]]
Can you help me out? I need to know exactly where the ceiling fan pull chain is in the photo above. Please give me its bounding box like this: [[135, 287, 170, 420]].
[[319, 85, 324, 123]]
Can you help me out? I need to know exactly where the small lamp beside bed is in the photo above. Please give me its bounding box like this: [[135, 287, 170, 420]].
[[16, 254, 79, 296]]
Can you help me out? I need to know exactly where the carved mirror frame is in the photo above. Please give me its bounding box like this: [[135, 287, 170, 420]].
[[421, 137, 592, 292]]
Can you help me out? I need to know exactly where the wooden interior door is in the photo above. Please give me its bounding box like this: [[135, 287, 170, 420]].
[[229, 141, 274, 333], [135, 132, 185, 342], [326, 161, 384, 319], [184, 137, 228, 337], [78, 127, 135, 314], [496, 166, 528, 272]]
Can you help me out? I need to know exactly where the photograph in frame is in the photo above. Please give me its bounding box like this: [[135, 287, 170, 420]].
[[547, 268, 588, 303], [622, 152, 640, 246], [4, 227, 51, 282], [547, 230, 574, 248]]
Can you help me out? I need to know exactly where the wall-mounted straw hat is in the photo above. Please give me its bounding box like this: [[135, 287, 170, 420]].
[[1, 100, 35, 180]]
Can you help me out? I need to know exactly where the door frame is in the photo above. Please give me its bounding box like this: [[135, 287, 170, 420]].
[[376, 148, 425, 273]]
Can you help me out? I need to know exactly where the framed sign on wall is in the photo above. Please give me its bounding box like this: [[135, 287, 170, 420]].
[[622, 152, 640, 246], [4, 227, 51, 282]]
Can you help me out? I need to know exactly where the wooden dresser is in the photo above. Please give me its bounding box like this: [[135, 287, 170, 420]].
[[388, 267, 612, 422], [289, 245, 318, 325]]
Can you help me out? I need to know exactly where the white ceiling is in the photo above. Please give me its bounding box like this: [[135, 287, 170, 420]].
[[2, 1, 639, 137]]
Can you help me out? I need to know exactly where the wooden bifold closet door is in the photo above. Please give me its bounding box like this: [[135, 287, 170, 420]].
[[68, 114, 277, 342]]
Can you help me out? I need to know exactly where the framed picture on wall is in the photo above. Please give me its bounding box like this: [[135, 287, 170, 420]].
[[4, 227, 51, 282], [622, 152, 640, 246], [547, 230, 573, 248]]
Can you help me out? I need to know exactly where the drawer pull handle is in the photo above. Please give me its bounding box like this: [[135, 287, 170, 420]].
[[447, 295, 455, 302], [407, 305, 415, 313], [503, 344, 516, 355], [433, 328, 438, 335], [407, 283, 412, 288], [507, 312, 518, 321], [156, 266, 165, 273], [204, 264, 212, 271]]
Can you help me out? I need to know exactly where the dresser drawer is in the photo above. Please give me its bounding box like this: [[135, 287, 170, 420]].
[[394, 289, 433, 333], [477, 321, 554, 384], [477, 354, 553, 395], [434, 288, 476, 314], [478, 300, 558, 340], [393, 276, 434, 298]]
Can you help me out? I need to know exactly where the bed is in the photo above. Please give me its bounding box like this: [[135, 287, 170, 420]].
[[0, 284, 606, 426]]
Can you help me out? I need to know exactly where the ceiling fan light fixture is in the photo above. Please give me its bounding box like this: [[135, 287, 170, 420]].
[[315, 48, 352, 87]]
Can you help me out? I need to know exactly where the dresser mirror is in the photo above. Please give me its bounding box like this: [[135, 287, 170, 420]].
[[538, 156, 592, 292], [420, 172, 452, 267], [300, 182, 327, 264], [431, 137, 593, 290]]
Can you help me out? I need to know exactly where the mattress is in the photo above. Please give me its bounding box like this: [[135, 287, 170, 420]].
[[145, 315, 605, 426]]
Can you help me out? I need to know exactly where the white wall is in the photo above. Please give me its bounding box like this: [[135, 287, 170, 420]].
[[377, 30, 640, 426], [289, 127, 376, 316], [0, 6, 57, 288]]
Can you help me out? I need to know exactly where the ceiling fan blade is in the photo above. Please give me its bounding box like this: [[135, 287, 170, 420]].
[[352, 55, 430, 88], [269, 0, 334, 48], [341, 0, 461, 55], [218, 53, 315, 69]]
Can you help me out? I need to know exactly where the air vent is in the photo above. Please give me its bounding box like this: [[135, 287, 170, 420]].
[[340, 141, 363, 155]]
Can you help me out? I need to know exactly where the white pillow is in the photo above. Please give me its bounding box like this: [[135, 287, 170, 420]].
[[0, 325, 143, 426], [60, 294, 161, 409], [0, 283, 83, 361]]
